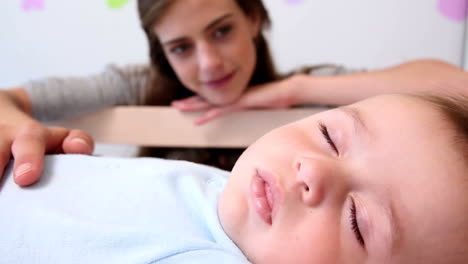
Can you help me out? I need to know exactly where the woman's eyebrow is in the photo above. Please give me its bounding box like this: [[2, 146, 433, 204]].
[[204, 13, 233, 31], [161, 14, 233, 46]]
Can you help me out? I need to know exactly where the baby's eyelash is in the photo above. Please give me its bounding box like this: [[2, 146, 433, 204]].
[[318, 122, 339, 154], [350, 198, 365, 247]]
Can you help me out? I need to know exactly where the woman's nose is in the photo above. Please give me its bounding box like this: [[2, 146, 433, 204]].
[[295, 158, 332, 207], [197, 44, 223, 73]]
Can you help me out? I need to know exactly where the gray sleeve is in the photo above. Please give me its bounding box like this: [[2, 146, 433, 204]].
[[23, 64, 150, 121], [300, 64, 366, 76], [293, 64, 367, 108]]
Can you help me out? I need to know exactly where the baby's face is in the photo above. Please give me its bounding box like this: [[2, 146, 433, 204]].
[[219, 95, 468, 263]]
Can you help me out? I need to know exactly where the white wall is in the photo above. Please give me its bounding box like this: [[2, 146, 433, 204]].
[[266, 0, 466, 72], [0, 0, 148, 87], [0, 0, 466, 87]]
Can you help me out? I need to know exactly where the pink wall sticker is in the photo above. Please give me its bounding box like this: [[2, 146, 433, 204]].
[[22, 0, 44, 11], [438, 0, 468, 22]]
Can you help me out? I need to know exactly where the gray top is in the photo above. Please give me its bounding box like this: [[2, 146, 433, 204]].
[[23, 64, 149, 121], [23, 63, 363, 121]]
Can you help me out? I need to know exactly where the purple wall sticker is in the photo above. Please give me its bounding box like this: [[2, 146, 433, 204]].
[[285, 0, 304, 5], [22, 0, 44, 11], [438, 0, 468, 22]]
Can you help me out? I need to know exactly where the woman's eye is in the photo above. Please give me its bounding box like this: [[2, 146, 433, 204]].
[[350, 198, 365, 247], [318, 122, 339, 155], [213, 25, 232, 39], [170, 43, 191, 56]]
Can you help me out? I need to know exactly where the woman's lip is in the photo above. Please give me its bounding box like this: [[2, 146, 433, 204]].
[[202, 71, 235, 89], [250, 168, 281, 225]]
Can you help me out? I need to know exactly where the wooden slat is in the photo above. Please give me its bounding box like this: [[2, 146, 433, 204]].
[[55, 106, 327, 148]]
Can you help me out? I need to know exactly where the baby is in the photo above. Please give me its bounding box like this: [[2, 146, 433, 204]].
[[220, 93, 468, 263], [1, 93, 467, 263]]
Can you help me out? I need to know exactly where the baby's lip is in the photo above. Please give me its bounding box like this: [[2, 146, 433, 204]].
[[250, 168, 281, 225]]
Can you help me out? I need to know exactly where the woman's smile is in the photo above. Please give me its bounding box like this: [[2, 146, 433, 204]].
[[202, 70, 236, 90]]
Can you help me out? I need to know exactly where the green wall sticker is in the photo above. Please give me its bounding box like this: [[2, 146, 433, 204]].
[[107, 0, 130, 9]]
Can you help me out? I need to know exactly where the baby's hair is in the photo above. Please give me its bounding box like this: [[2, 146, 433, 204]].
[[411, 93, 468, 165], [409, 93, 468, 263]]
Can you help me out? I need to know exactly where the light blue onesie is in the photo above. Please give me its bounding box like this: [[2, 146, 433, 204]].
[[0, 155, 249, 263]]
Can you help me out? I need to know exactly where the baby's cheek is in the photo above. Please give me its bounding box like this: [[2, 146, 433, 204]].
[[218, 184, 245, 239]]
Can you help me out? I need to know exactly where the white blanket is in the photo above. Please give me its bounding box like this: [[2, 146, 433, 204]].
[[0, 155, 248, 263]]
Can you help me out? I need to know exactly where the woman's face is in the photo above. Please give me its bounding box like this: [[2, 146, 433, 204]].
[[219, 95, 468, 263], [153, 0, 260, 105]]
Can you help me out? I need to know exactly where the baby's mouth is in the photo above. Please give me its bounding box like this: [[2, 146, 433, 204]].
[[250, 169, 278, 225]]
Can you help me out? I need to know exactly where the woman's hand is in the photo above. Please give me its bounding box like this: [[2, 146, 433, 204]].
[[1, 120, 94, 186], [0, 88, 95, 186], [171, 75, 300, 125]]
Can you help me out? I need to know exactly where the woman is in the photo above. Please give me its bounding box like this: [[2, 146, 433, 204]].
[[0, 0, 467, 186]]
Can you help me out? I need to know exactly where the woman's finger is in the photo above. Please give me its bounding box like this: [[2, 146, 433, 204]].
[[194, 105, 239, 125], [171, 96, 212, 111], [10, 122, 56, 186], [61, 129, 94, 154], [172, 95, 204, 104], [0, 139, 12, 183]]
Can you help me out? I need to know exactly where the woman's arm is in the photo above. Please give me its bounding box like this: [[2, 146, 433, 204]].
[[0, 64, 151, 186], [174, 59, 468, 124], [1, 88, 33, 122], [291, 59, 468, 105]]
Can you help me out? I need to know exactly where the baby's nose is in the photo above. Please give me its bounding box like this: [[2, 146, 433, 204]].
[[295, 158, 329, 207]]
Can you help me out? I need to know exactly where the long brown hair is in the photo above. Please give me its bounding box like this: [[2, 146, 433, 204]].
[[137, 0, 279, 106]]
